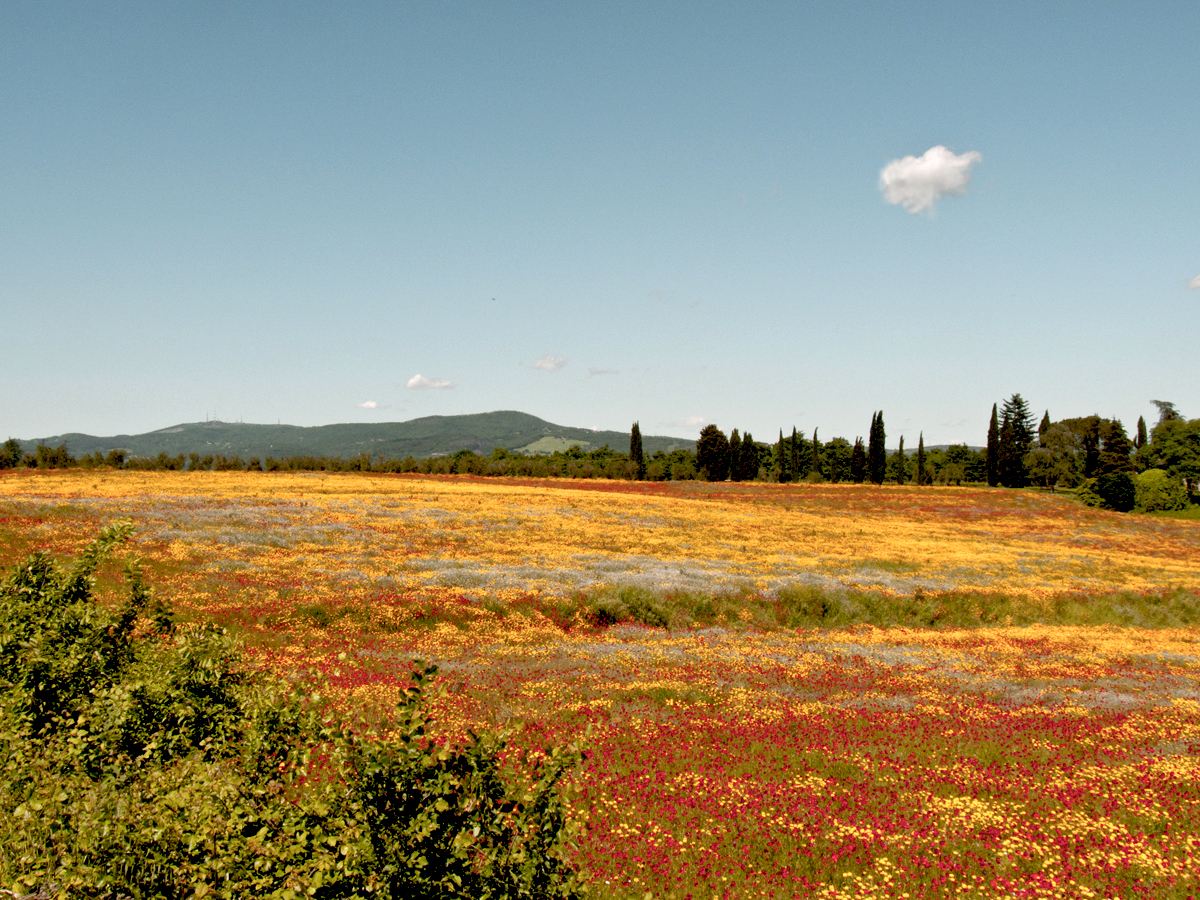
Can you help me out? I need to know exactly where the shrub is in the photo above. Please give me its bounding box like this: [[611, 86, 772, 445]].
[[1136, 468, 1190, 512], [1095, 471, 1137, 512], [0, 524, 585, 900]]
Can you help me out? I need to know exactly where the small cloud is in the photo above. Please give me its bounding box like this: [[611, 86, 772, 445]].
[[589, 367, 619, 376], [532, 354, 567, 371], [674, 415, 709, 430], [1189, 275, 1200, 289], [880, 145, 982, 214], [406, 374, 454, 390], [356, 400, 379, 409]]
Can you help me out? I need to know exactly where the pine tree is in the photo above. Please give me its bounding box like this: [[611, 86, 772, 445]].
[[1097, 419, 1135, 475], [868, 411, 886, 485], [629, 422, 645, 481], [728, 429, 742, 482], [998, 394, 1036, 488], [851, 437, 867, 483], [986, 404, 1000, 487], [916, 433, 926, 486]]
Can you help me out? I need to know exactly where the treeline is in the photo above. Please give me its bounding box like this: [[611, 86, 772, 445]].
[[4, 398, 1195, 513], [984, 396, 1199, 512]]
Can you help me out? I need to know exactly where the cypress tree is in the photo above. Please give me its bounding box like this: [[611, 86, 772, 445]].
[[738, 432, 759, 481], [986, 404, 1000, 487], [1039, 411, 1051, 447], [894, 436, 906, 484], [1135, 416, 1148, 449], [777, 430, 788, 482], [790, 427, 802, 478], [917, 433, 926, 485], [868, 411, 887, 485], [1082, 416, 1101, 479], [728, 429, 742, 482], [811, 428, 821, 480], [851, 437, 867, 483], [629, 422, 645, 480]]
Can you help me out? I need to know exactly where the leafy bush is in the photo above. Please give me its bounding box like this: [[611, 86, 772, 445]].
[[588, 586, 670, 628], [1095, 471, 1137, 512], [1077, 474, 1136, 512], [1136, 468, 1190, 512], [0, 524, 585, 900]]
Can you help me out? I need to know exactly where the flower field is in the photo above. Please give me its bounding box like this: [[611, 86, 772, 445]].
[[3, 469, 1200, 899]]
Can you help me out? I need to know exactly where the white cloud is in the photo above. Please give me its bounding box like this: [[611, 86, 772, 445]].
[[533, 354, 567, 371], [880, 145, 982, 214], [589, 367, 619, 376], [406, 374, 454, 390], [1189, 275, 1200, 289], [356, 400, 379, 409], [674, 415, 709, 430]]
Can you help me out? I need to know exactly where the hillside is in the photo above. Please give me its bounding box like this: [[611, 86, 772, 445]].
[[19, 411, 695, 461]]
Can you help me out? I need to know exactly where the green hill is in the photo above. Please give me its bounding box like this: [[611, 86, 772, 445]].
[[19, 411, 695, 461]]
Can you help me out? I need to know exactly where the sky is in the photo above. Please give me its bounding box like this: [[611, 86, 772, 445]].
[[2, 2, 1197, 447]]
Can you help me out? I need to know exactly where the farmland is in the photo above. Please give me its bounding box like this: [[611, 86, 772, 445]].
[[2, 469, 1200, 899]]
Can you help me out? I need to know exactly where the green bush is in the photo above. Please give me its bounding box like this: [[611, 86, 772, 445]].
[[1136, 468, 1190, 512], [1077, 474, 1137, 512], [1096, 471, 1137, 512], [0, 524, 585, 900]]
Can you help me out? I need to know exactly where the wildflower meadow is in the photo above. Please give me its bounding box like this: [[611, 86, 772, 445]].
[[2, 469, 1199, 899]]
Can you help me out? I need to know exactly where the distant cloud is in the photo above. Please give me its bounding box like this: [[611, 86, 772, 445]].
[[674, 415, 709, 430], [589, 367, 619, 376], [880, 145, 982, 214], [356, 400, 379, 409], [1190, 275, 1200, 289], [406, 374, 454, 390], [533, 354, 567, 371]]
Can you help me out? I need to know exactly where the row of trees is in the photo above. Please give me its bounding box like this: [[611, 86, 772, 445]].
[[5, 401, 1195, 504], [986, 396, 1199, 488]]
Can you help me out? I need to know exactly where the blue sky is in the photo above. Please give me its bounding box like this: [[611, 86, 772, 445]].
[[2, 2, 1197, 447]]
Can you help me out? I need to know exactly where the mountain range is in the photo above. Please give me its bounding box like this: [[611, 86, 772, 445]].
[[18, 411, 695, 461]]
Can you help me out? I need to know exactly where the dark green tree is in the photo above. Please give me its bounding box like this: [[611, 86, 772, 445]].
[[810, 429, 821, 480], [776, 430, 789, 482], [629, 422, 645, 480], [850, 437, 867, 483], [790, 427, 806, 479], [986, 404, 1000, 487], [868, 412, 887, 485], [1038, 411, 1051, 446], [916, 433, 926, 486], [1135, 416, 1148, 449], [998, 394, 1035, 487], [737, 432, 759, 481], [1096, 419, 1135, 475], [889, 436, 906, 484], [728, 429, 742, 482], [0, 438, 22, 469], [696, 425, 730, 482], [824, 437, 853, 483], [1083, 416, 1101, 478]]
